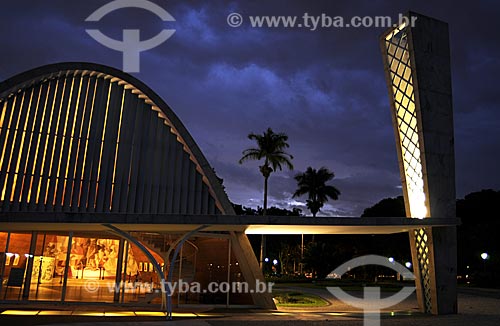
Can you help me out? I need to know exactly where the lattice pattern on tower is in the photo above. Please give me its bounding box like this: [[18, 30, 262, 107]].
[[414, 228, 432, 312], [384, 23, 427, 219]]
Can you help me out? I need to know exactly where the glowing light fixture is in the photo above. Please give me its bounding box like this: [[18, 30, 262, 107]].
[[1, 310, 39, 315], [384, 20, 428, 219]]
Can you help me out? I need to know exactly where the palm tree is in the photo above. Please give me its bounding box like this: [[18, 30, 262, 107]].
[[239, 128, 294, 215], [293, 167, 340, 217], [239, 128, 293, 270]]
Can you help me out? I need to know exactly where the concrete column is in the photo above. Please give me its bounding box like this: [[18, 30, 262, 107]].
[[229, 231, 276, 309]]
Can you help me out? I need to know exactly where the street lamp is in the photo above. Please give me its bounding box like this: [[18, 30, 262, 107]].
[[481, 252, 489, 273], [388, 257, 395, 263], [273, 259, 278, 265], [264, 258, 269, 263], [405, 262, 412, 269]]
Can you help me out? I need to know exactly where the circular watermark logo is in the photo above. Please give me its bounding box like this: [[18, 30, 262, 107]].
[[84, 280, 100, 293], [227, 13, 243, 27], [85, 0, 176, 73], [327, 255, 416, 326]]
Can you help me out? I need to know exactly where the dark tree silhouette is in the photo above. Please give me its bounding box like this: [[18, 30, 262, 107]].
[[239, 128, 293, 269], [361, 196, 405, 217], [239, 128, 294, 215], [293, 167, 340, 217]]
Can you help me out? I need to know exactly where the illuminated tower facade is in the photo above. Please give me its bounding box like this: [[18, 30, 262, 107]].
[[381, 12, 457, 314]]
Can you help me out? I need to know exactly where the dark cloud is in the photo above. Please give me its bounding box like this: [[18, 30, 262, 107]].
[[1, 0, 499, 216]]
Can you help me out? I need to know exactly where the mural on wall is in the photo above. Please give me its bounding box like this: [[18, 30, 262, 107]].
[[39, 236, 139, 280], [31, 256, 55, 283]]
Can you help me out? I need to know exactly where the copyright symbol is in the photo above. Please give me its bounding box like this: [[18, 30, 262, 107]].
[[84, 280, 99, 293], [227, 13, 243, 27]]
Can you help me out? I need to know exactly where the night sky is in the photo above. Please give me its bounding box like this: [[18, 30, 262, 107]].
[[0, 1, 498, 216]]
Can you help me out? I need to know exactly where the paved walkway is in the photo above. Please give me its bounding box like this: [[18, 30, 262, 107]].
[[0, 290, 498, 325], [274, 285, 419, 312]]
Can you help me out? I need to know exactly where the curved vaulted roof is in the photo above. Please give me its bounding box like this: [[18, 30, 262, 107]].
[[0, 62, 234, 216]]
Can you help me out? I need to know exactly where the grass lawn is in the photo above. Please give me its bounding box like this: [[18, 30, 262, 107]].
[[273, 291, 329, 307]]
